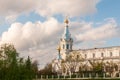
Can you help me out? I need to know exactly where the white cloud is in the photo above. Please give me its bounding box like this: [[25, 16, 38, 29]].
[[0, 0, 39, 22], [0, 0, 100, 22], [0, 17, 61, 50], [0, 0, 38, 16], [0, 17, 62, 67], [73, 18, 119, 49], [36, 0, 100, 17], [75, 18, 118, 42], [5, 15, 17, 23]]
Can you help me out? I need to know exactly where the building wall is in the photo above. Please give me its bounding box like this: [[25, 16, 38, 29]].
[[71, 46, 120, 61]]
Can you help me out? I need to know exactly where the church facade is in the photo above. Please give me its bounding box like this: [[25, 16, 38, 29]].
[[52, 18, 120, 77]]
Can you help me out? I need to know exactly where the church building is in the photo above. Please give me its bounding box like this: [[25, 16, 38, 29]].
[[52, 18, 120, 77]]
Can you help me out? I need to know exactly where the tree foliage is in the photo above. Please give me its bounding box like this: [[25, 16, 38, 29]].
[[0, 44, 38, 80]]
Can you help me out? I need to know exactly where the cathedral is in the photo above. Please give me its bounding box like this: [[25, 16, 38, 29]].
[[52, 18, 120, 77]]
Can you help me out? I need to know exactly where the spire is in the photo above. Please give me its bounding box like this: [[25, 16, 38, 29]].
[[62, 17, 71, 40]]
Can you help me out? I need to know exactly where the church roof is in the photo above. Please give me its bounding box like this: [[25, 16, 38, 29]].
[[78, 46, 120, 51]]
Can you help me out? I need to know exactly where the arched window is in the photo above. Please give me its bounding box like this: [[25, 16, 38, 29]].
[[101, 53, 104, 57], [66, 44, 69, 49], [110, 52, 112, 57]]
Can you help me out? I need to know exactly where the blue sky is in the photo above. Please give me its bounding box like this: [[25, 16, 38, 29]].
[[0, 0, 120, 67], [95, 0, 120, 22]]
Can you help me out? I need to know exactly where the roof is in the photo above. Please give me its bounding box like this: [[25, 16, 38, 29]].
[[73, 46, 120, 51]]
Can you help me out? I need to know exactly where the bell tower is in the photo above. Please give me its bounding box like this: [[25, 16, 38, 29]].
[[58, 18, 73, 60]]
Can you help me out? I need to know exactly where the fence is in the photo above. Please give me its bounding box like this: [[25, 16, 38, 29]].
[[34, 72, 120, 80]]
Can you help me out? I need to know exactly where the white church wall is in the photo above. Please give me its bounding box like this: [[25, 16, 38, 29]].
[[74, 47, 120, 61]]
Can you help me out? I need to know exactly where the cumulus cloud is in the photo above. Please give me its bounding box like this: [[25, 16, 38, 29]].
[[0, 0, 39, 22], [0, 17, 62, 68], [0, 17, 61, 50], [0, 0, 100, 22], [0, 0, 38, 16], [36, 0, 100, 17]]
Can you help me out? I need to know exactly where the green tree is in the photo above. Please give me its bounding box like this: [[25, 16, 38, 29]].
[[25, 56, 32, 80], [0, 44, 38, 80], [0, 44, 18, 80]]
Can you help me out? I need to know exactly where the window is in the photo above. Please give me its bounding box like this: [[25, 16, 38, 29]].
[[66, 44, 69, 49], [110, 52, 112, 57], [101, 53, 104, 57], [85, 54, 87, 58], [93, 53, 95, 58]]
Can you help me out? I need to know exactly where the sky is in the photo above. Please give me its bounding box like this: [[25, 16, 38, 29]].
[[0, 0, 120, 68]]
